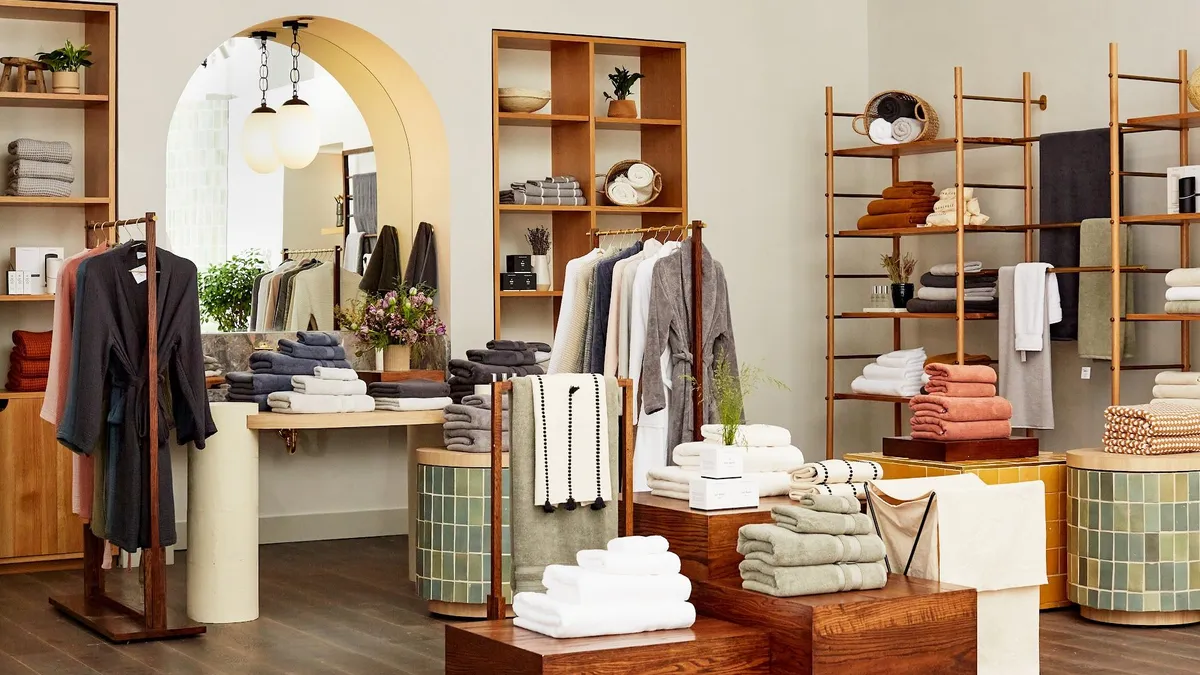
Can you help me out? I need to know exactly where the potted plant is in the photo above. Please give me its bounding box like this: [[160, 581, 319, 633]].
[[337, 285, 446, 371], [36, 40, 92, 95], [705, 350, 789, 447], [881, 252, 918, 309], [602, 66, 643, 119], [526, 226, 551, 291], [197, 251, 266, 332]]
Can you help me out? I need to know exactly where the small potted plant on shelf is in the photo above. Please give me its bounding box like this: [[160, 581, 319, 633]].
[[526, 226, 551, 291], [603, 66, 643, 119], [693, 349, 789, 447], [881, 252, 917, 309], [197, 250, 266, 332], [36, 40, 92, 95], [337, 285, 446, 372]]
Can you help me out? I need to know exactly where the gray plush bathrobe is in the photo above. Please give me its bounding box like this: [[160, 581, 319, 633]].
[[640, 242, 739, 452]]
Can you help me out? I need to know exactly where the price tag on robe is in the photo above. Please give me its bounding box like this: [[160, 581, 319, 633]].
[[130, 264, 147, 284]]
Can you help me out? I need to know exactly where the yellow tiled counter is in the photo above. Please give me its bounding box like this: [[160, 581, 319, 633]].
[[846, 451, 1068, 609]]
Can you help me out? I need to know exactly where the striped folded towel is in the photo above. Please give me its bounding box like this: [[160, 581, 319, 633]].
[[8, 159, 74, 183], [7, 176, 71, 197], [8, 138, 73, 164], [499, 191, 587, 206]]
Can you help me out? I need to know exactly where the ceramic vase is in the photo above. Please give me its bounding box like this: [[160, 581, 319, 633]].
[[607, 99, 637, 118], [531, 254, 551, 291], [382, 344, 411, 371], [52, 71, 80, 94], [890, 283, 915, 309]]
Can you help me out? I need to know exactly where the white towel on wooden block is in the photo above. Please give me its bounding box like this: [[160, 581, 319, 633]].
[[312, 366, 359, 381], [606, 535, 669, 555], [646, 466, 791, 500], [373, 396, 452, 411], [576, 549, 682, 576], [291, 375, 367, 396], [513, 592, 695, 638], [673, 441, 806, 473], [542, 564, 691, 604], [700, 423, 791, 447], [266, 391, 375, 413], [790, 460, 882, 486], [530, 374, 611, 509]]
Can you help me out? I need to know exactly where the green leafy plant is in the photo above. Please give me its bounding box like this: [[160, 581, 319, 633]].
[[197, 250, 266, 332], [36, 40, 93, 72], [880, 252, 917, 284], [602, 67, 644, 101], [526, 226, 550, 255], [687, 349, 789, 446]]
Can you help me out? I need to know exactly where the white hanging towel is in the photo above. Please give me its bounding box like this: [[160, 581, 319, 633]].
[[530, 374, 612, 510], [1013, 262, 1062, 355]]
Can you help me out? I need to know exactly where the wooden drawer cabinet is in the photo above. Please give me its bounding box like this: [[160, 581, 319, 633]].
[[0, 394, 82, 572]]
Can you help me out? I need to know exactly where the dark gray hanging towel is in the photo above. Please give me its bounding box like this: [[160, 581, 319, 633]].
[[359, 224, 401, 293], [1039, 128, 1120, 341], [352, 172, 378, 267], [403, 221, 438, 291]]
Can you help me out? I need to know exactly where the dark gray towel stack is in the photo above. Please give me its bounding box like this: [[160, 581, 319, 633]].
[[233, 332, 353, 409], [226, 372, 293, 411], [366, 379, 451, 399], [467, 348, 535, 366]]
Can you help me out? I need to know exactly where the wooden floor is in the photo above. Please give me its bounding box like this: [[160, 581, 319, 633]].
[[0, 536, 1196, 674]]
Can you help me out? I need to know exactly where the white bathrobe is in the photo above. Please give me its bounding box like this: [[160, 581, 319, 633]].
[[618, 240, 662, 378], [548, 249, 603, 374], [629, 241, 681, 491]]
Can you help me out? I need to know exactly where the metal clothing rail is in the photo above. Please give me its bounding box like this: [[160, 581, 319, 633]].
[[281, 245, 343, 330]]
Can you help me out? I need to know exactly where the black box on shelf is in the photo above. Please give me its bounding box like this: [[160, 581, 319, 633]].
[[500, 272, 537, 291], [506, 254, 532, 274]]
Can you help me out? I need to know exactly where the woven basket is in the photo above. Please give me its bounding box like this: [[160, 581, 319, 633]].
[[1189, 68, 1200, 111], [852, 90, 939, 144], [604, 160, 662, 207]]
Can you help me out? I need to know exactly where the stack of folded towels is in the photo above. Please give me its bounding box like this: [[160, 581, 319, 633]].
[[513, 535, 695, 638], [1103, 399, 1200, 455], [1163, 268, 1200, 315], [910, 364, 1011, 441], [1151, 371, 1200, 405], [923, 187, 991, 227], [442, 392, 504, 452], [203, 354, 222, 379], [856, 181, 935, 230], [850, 347, 925, 398], [267, 366, 374, 414], [227, 331, 354, 410], [905, 261, 998, 314], [788, 459, 881, 502], [7, 139, 74, 197], [500, 175, 585, 206], [448, 340, 547, 403], [737, 496, 888, 597], [368, 378, 452, 412], [645, 424, 803, 500], [6, 330, 51, 392]]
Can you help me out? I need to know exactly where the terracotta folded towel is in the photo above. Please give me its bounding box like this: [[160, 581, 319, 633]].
[[894, 180, 933, 187], [866, 198, 938, 216], [857, 212, 930, 230], [8, 357, 50, 378], [909, 394, 1012, 422], [11, 330, 52, 360], [881, 185, 935, 200], [923, 381, 997, 397], [924, 363, 998, 384], [910, 416, 1012, 440], [924, 352, 992, 366], [1103, 434, 1200, 456], [1104, 400, 1200, 437], [5, 374, 47, 392]]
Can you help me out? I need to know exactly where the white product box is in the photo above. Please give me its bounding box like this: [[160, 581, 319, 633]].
[[6, 270, 25, 295], [10, 246, 40, 273], [699, 445, 745, 479], [689, 477, 758, 511]]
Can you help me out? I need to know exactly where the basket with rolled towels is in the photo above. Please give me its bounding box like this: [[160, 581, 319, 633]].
[[500, 175, 585, 206], [512, 535, 696, 638], [857, 181, 935, 230], [923, 187, 991, 227], [645, 424, 803, 500], [1163, 268, 1200, 315], [911, 364, 1012, 441], [905, 261, 998, 314], [737, 497, 887, 597], [850, 347, 925, 398], [1103, 398, 1200, 455], [787, 459, 882, 502], [7, 138, 74, 198]]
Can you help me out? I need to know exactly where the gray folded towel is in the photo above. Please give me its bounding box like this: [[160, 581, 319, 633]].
[[498, 191, 587, 206], [8, 138, 73, 163], [462, 393, 510, 410], [226, 392, 269, 411], [278, 338, 346, 360], [249, 350, 351, 375], [737, 524, 885, 567], [225, 371, 295, 394], [771, 504, 872, 536], [918, 272, 998, 290], [7, 176, 70, 197], [739, 559, 888, 597], [366, 379, 451, 398], [444, 428, 508, 453], [793, 493, 862, 515], [8, 159, 74, 182], [510, 183, 584, 197], [487, 340, 551, 353], [543, 175, 577, 184], [467, 348, 534, 366], [448, 359, 543, 385], [297, 331, 342, 347], [444, 403, 508, 430]]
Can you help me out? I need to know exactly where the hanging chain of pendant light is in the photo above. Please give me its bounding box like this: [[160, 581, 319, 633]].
[[259, 34, 271, 109], [274, 19, 320, 170], [289, 23, 302, 101], [241, 30, 279, 174]]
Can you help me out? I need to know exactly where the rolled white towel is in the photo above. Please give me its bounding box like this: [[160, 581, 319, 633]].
[[862, 362, 922, 382], [512, 592, 695, 639], [939, 186, 975, 201], [930, 261, 983, 275], [624, 163, 655, 189], [869, 118, 898, 145], [700, 423, 791, 447], [607, 535, 669, 555], [542, 564, 691, 605], [890, 117, 924, 143], [606, 179, 640, 206]]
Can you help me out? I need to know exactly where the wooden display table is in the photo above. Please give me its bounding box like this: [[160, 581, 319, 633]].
[[847, 451, 1069, 609], [445, 616, 770, 674], [632, 493, 788, 582], [1067, 448, 1200, 625], [691, 575, 976, 675]]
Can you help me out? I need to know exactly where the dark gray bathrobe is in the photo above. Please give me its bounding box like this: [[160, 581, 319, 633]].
[[640, 242, 739, 452]]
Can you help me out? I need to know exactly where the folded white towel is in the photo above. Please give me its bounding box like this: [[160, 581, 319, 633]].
[[646, 466, 791, 499], [1165, 268, 1200, 287], [534, 351, 551, 364], [606, 179, 640, 206], [939, 186, 975, 201], [875, 348, 926, 369], [869, 118, 898, 145], [512, 592, 695, 639], [1150, 398, 1200, 407], [790, 460, 883, 486], [266, 392, 375, 413], [916, 286, 996, 302], [788, 482, 868, 502], [933, 197, 981, 215], [542, 564, 691, 605], [925, 211, 991, 226], [1156, 371, 1200, 386], [890, 117, 923, 143], [672, 441, 806, 473], [1151, 384, 1200, 400], [930, 261, 983, 276], [313, 366, 359, 381], [1166, 287, 1200, 301], [373, 396, 452, 411], [291, 375, 367, 396], [850, 376, 920, 398], [624, 163, 655, 189], [577, 549, 682, 576], [862, 362, 923, 382], [700, 423, 791, 447], [606, 535, 670, 555]]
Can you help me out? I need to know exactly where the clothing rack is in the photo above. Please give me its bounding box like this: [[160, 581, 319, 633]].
[[486, 377, 636, 620], [50, 212, 205, 642], [281, 245, 343, 330], [590, 219, 707, 443]]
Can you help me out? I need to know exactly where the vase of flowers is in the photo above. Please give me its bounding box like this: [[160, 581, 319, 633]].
[[526, 226, 551, 291], [881, 252, 917, 309], [337, 286, 446, 372]]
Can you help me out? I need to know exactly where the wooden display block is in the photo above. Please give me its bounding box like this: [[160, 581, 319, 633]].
[[883, 435, 1039, 462], [691, 576, 976, 675], [445, 616, 770, 674], [633, 493, 786, 581], [356, 369, 445, 383]]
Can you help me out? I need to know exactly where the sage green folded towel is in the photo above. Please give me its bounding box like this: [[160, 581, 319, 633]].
[[771, 504, 872, 535], [738, 524, 885, 567], [792, 493, 861, 514], [739, 559, 888, 597]]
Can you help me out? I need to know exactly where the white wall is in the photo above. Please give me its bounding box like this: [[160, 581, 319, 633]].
[[283, 152, 343, 250], [864, 0, 1200, 451]]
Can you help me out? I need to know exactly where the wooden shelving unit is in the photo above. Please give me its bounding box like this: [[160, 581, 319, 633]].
[[0, 0, 116, 574], [491, 30, 686, 338], [824, 70, 1050, 459]]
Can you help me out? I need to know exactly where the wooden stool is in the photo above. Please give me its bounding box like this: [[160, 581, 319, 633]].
[[0, 57, 47, 93]]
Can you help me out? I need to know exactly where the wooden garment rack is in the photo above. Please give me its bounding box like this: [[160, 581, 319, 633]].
[[281, 245, 343, 329], [485, 377, 636, 620], [50, 212, 205, 642], [590, 219, 707, 442]]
